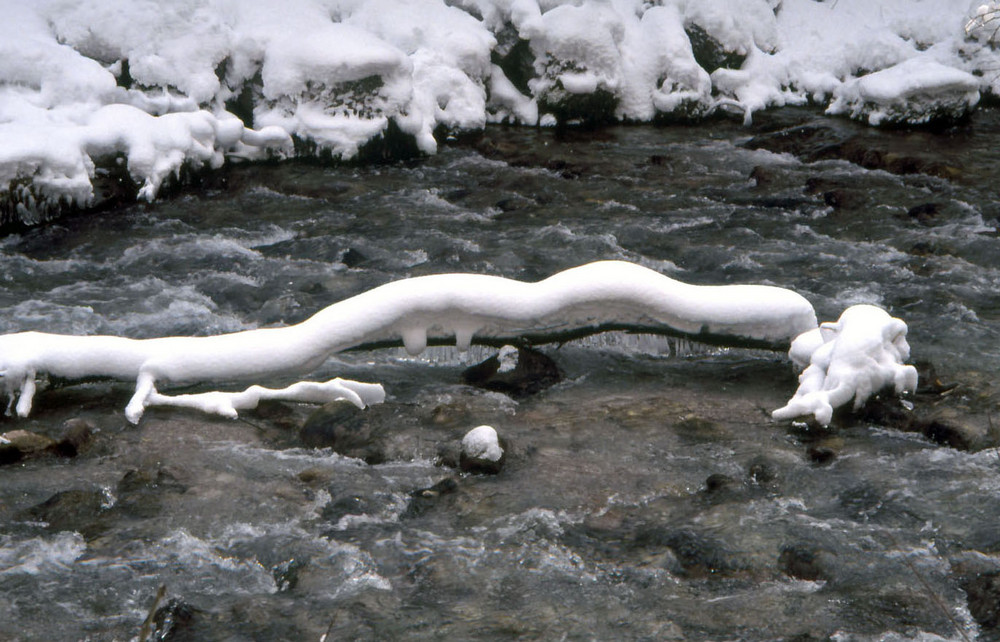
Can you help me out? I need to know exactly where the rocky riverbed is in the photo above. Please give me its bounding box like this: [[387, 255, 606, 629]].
[[3, 107, 1000, 640]]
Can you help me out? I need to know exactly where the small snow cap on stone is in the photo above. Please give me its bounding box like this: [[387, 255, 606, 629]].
[[461, 425, 504, 463]]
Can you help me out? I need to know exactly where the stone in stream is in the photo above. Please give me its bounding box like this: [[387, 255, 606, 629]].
[[461, 345, 561, 399], [51, 418, 95, 457], [150, 598, 201, 640], [0, 441, 22, 465], [403, 477, 458, 519], [2, 429, 56, 456], [459, 425, 506, 475], [963, 572, 1000, 630], [300, 401, 386, 465], [321, 494, 377, 524], [778, 543, 838, 582], [116, 466, 188, 518], [21, 489, 111, 539]]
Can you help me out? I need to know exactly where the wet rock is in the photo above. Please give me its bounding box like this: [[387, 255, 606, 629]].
[[460, 425, 506, 475], [745, 122, 851, 162], [51, 419, 95, 457], [151, 598, 200, 641], [672, 413, 727, 443], [321, 494, 376, 523], [0, 442, 23, 465], [300, 401, 385, 464], [272, 558, 307, 592], [22, 489, 110, 538], [436, 441, 462, 469], [661, 529, 741, 578], [906, 202, 941, 226], [538, 86, 618, 128], [963, 572, 1000, 629], [748, 165, 778, 188], [806, 446, 837, 465], [821, 189, 864, 210], [1, 430, 56, 455], [746, 456, 780, 487], [461, 345, 561, 399], [745, 123, 961, 179], [704, 473, 736, 494], [779, 544, 837, 582], [296, 467, 332, 485], [404, 477, 458, 519], [852, 396, 979, 450], [340, 247, 367, 268], [685, 24, 746, 74], [116, 466, 188, 518]]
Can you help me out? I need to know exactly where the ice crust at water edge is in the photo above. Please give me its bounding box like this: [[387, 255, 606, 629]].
[[2, 0, 997, 210], [0, 260, 916, 426]]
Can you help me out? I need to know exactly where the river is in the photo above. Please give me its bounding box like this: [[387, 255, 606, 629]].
[[2, 108, 1000, 640]]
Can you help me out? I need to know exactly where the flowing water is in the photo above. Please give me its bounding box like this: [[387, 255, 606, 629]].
[[2, 109, 1000, 640]]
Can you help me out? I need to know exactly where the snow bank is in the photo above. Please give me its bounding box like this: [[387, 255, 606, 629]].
[[827, 57, 980, 126], [772, 305, 918, 426], [0, 260, 817, 422], [3, 0, 997, 215]]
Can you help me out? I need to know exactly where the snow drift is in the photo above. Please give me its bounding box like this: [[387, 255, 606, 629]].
[[1, 0, 997, 217]]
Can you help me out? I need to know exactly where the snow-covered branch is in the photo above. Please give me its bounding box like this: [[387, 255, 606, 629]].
[[772, 305, 918, 426], [0, 261, 817, 423]]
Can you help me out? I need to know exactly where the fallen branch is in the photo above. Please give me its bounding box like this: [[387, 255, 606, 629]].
[[772, 305, 918, 426], [0, 261, 818, 423]]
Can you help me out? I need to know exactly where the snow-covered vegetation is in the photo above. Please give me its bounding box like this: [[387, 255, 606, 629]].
[[1, 0, 997, 214], [0, 261, 913, 426]]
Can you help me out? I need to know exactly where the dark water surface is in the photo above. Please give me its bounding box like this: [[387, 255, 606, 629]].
[[2, 109, 1000, 640]]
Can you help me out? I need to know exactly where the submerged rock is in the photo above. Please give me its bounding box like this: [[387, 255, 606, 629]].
[[962, 572, 1000, 630], [300, 401, 385, 464], [460, 425, 506, 475], [0, 420, 95, 463], [22, 489, 110, 539], [151, 598, 201, 640], [461, 345, 561, 399], [116, 466, 188, 518], [779, 543, 837, 582], [404, 477, 458, 519], [52, 419, 95, 457]]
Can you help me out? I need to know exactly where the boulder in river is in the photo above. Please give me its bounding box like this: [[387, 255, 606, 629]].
[[461, 345, 561, 398], [460, 425, 506, 475], [300, 401, 385, 464]]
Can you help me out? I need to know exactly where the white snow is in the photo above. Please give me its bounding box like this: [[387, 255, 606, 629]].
[[772, 305, 919, 426], [3, 0, 998, 211], [461, 425, 504, 462], [0, 260, 818, 422], [827, 57, 980, 126]]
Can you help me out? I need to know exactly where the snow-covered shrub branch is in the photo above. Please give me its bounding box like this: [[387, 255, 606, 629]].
[[0, 261, 818, 423], [773, 305, 918, 425]]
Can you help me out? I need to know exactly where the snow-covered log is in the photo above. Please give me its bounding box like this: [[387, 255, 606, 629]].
[[0, 261, 817, 423], [772, 305, 918, 426]]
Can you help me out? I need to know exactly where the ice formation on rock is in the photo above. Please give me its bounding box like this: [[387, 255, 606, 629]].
[[772, 305, 919, 426]]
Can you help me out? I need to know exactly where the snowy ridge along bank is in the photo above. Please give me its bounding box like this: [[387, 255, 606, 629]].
[[2, 0, 999, 219]]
